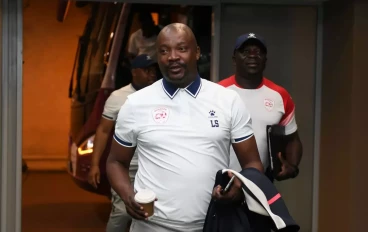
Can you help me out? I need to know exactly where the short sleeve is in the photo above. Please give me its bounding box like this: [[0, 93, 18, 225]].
[[230, 93, 254, 143], [127, 32, 138, 56], [113, 98, 137, 147], [102, 93, 127, 121], [279, 93, 298, 135]]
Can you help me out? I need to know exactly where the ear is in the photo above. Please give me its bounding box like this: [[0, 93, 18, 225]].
[[232, 55, 236, 67], [196, 46, 201, 61], [131, 69, 137, 77]]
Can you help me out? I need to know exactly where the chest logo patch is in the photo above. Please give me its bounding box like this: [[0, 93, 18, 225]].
[[208, 110, 219, 127], [264, 99, 274, 111], [152, 107, 170, 123]]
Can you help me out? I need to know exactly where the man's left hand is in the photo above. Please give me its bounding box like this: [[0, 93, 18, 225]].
[[212, 171, 244, 205], [275, 152, 298, 181]]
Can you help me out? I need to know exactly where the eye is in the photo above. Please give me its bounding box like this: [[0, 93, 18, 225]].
[[160, 48, 168, 54], [178, 46, 187, 52]]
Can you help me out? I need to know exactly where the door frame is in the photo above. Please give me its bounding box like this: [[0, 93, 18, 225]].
[[0, 0, 23, 232], [0, 0, 323, 232]]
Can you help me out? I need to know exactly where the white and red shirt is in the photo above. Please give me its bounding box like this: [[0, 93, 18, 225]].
[[218, 75, 298, 170]]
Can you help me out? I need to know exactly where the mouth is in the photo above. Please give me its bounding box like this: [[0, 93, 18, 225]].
[[168, 64, 183, 74], [246, 63, 259, 68]]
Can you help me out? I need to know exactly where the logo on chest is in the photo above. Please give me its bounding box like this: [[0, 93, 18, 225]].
[[208, 110, 219, 127], [264, 99, 274, 111], [152, 107, 170, 123]]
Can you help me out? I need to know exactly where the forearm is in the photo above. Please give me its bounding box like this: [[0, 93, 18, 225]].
[[91, 130, 110, 166], [242, 160, 264, 173], [106, 158, 134, 201], [285, 139, 303, 166]]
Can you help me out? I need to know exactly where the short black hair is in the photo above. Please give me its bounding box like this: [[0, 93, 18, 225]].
[[138, 12, 153, 23]]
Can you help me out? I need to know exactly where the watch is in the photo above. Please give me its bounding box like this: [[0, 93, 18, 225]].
[[290, 165, 299, 178]]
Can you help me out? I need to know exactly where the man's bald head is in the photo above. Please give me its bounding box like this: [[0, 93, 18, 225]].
[[156, 23, 200, 87], [157, 23, 198, 48]]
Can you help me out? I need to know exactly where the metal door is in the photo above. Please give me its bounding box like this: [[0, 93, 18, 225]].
[[0, 0, 23, 232]]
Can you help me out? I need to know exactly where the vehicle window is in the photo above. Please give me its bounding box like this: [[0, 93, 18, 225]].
[[71, 2, 123, 99]]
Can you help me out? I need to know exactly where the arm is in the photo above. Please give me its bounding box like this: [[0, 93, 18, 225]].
[[277, 92, 303, 180], [233, 136, 264, 173], [230, 92, 264, 173], [107, 139, 136, 201], [106, 97, 137, 200], [107, 139, 148, 220], [212, 92, 264, 204], [88, 118, 115, 188], [92, 92, 126, 166], [91, 118, 115, 167], [88, 92, 125, 188], [105, 99, 147, 220], [284, 131, 303, 167]]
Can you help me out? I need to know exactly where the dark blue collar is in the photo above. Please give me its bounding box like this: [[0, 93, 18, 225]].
[[162, 75, 202, 99]]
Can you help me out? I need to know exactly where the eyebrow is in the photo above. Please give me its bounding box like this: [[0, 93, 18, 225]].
[[158, 41, 188, 48]]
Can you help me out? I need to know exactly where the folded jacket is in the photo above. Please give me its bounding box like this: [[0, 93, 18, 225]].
[[203, 168, 300, 232]]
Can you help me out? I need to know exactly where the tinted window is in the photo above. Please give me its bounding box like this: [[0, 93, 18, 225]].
[[72, 3, 123, 99]]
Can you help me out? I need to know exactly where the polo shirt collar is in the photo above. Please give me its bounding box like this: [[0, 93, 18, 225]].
[[162, 75, 202, 99]]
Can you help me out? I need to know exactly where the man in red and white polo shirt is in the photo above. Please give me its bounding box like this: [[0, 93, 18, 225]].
[[218, 33, 303, 182]]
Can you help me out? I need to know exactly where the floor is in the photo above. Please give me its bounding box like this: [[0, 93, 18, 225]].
[[22, 171, 111, 232]]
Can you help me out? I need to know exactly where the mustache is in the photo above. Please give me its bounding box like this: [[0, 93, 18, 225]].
[[167, 62, 186, 68]]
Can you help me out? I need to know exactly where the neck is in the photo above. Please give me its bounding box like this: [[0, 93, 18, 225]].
[[235, 72, 263, 89], [168, 73, 198, 89]]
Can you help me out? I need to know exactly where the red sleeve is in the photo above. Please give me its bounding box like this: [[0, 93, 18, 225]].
[[279, 91, 295, 126], [263, 78, 295, 126], [217, 75, 236, 87]]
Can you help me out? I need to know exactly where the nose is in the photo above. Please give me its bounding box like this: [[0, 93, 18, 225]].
[[245, 49, 261, 59], [168, 50, 179, 62]]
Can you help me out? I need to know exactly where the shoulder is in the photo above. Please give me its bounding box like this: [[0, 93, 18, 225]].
[[106, 85, 135, 106], [202, 79, 240, 102], [130, 29, 142, 39], [111, 84, 135, 97], [217, 75, 237, 88], [262, 78, 292, 101], [126, 81, 160, 103]]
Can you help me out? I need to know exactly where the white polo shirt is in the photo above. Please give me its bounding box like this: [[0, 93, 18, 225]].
[[218, 75, 298, 170], [102, 84, 138, 180], [128, 29, 158, 61], [114, 76, 254, 231]]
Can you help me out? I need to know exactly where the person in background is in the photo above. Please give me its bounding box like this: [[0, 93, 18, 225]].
[[218, 33, 303, 182], [87, 54, 157, 232], [127, 12, 161, 61]]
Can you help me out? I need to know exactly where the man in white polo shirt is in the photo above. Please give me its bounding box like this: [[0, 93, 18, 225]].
[[87, 54, 157, 232], [107, 23, 264, 232], [218, 33, 303, 182]]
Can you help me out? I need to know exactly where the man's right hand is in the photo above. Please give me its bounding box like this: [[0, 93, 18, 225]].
[[123, 195, 149, 220], [88, 165, 100, 189]]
